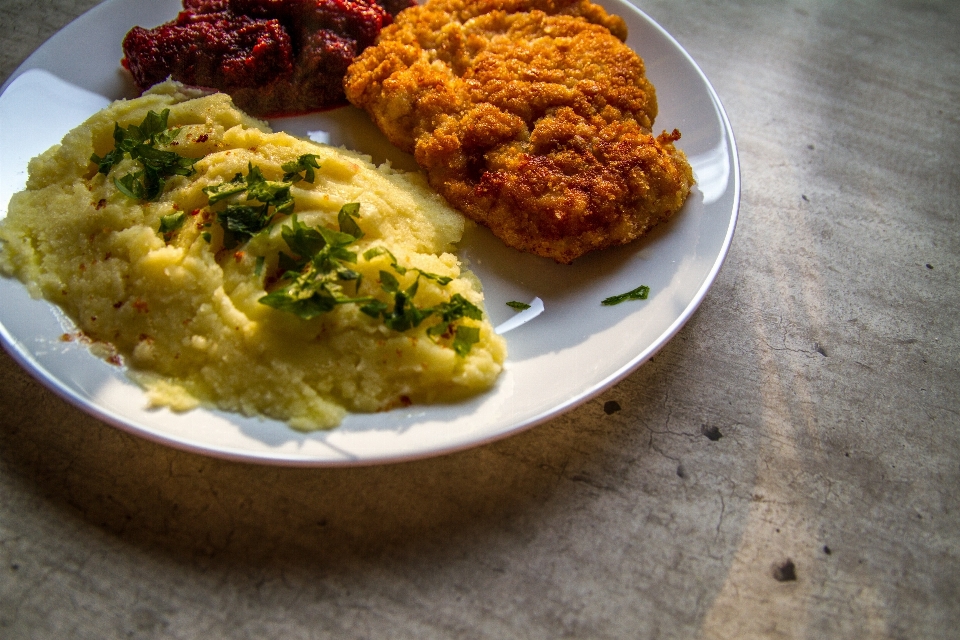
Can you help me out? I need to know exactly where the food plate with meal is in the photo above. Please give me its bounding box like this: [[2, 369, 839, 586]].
[[0, 0, 738, 465]]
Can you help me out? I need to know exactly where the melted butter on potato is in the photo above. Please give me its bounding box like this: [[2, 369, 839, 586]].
[[0, 82, 506, 430]]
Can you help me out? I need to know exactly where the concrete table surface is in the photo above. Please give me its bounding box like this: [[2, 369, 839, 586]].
[[1, 0, 957, 638]]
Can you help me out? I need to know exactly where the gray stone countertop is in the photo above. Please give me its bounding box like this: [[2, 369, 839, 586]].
[[1, 1, 958, 638]]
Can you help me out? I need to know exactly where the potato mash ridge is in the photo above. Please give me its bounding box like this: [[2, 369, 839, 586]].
[[0, 82, 506, 430]]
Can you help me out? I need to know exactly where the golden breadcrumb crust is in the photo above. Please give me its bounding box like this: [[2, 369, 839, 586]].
[[345, 0, 694, 263]]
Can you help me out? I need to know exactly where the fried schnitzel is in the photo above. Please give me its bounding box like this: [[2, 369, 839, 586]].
[[344, 0, 694, 263]]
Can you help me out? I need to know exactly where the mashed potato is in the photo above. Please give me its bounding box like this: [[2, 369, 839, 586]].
[[0, 82, 506, 430]]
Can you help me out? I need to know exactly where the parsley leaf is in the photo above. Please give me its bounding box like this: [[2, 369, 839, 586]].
[[280, 215, 326, 264], [158, 210, 186, 240], [360, 271, 430, 332], [362, 246, 452, 285], [220, 204, 273, 247], [506, 301, 531, 310], [203, 173, 247, 204], [244, 164, 293, 214], [258, 209, 371, 320], [338, 202, 363, 239], [452, 325, 481, 357], [91, 148, 124, 175], [358, 250, 483, 354], [281, 154, 321, 183], [253, 202, 483, 356], [203, 163, 298, 249], [436, 294, 483, 323], [425, 294, 483, 339], [91, 109, 198, 201], [601, 285, 650, 306]]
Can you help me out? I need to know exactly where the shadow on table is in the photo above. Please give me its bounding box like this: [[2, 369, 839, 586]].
[[0, 317, 757, 634]]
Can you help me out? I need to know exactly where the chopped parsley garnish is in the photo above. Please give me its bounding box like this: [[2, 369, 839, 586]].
[[422, 295, 485, 355], [218, 203, 274, 246], [506, 301, 531, 311], [363, 279, 483, 338], [258, 209, 370, 320], [362, 246, 453, 285], [202, 156, 321, 248], [91, 109, 198, 201], [203, 172, 249, 204], [204, 167, 286, 248], [281, 154, 321, 183], [337, 202, 363, 238], [452, 325, 481, 357], [359, 271, 428, 332], [256, 209, 484, 355], [243, 165, 294, 214], [601, 285, 650, 306], [431, 294, 484, 327], [158, 211, 186, 240], [140, 143, 483, 354]]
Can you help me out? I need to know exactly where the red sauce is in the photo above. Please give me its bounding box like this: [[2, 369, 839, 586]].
[[121, 0, 414, 117]]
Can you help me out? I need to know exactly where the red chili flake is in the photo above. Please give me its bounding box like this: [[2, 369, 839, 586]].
[[107, 355, 123, 366], [113, 301, 124, 309], [189, 208, 201, 216], [94, 199, 107, 210], [60, 333, 73, 342], [132, 299, 149, 313], [78, 263, 86, 272], [196, 134, 209, 143], [234, 251, 244, 262]]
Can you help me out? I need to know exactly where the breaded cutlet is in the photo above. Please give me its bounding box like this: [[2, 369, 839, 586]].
[[345, 0, 694, 263]]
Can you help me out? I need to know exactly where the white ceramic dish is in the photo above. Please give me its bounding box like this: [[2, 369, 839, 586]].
[[0, 0, 739, 466]]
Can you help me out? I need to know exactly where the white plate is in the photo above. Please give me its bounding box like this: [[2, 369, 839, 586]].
[[0, 0, 739, 466]]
